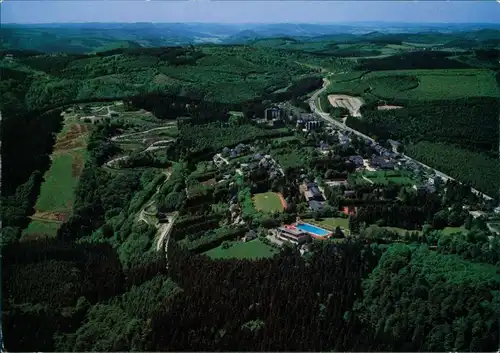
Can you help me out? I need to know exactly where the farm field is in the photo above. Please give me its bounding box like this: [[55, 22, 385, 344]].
[[23, 113, 90, 239], [204, 238, 279, 260], [326, 69, 500, 101], [253, 192, 286, 213], [349, 170, 416, 186]]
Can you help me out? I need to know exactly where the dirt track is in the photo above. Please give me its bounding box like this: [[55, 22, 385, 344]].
[[327, 95, 364, 117], [377, 105, 403, 110]]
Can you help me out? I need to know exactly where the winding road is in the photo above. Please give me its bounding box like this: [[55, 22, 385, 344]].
[[106, 125, 179, 257], [309, 77, 494, 201], [106, 124, 176, 167]]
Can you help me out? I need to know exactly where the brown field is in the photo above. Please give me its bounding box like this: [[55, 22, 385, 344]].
[[328, 94, 364, 117], [32, 211, 68, 222], [377, 105, 404, 110], [54, 124, 89, 152], [71, 153, 85, 178]]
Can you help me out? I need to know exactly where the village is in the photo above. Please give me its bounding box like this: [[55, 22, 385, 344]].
[[196, 105, 500, 258]]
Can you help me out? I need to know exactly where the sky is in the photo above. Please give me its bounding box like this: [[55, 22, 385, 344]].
[[1, 1, 500, 24]]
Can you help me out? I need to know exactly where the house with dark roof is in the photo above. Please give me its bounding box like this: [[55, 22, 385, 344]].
[[370, 156, 394, 170], [234, 144, 249, 154], [309, 200, 325, 212], [319, 141, 329, 150], [387, 139, 401, 152], [349, 155, 364, 168], [413, 184, 436, 194], [344, 190, 356, 198], [304, 182, 324, 202], [243, 230, 258, 242]]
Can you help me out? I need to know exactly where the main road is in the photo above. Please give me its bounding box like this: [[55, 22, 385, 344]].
[[308, 78, 494, 201]]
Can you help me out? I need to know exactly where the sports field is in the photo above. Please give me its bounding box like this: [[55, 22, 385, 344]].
[[253, 192, 286, 213], [204, 239, 279, 260], [23, 114, 89, 239]]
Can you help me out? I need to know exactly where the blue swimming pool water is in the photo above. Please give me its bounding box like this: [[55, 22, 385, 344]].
[[295, 223, 329, 236]]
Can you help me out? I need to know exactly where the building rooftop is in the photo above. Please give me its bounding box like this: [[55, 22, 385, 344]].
[[309, 200, 324, 211], [278, 226, 307, 237]]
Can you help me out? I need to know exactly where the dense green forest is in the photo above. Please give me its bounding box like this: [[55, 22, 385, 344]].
[[404, 141, 499, 197]]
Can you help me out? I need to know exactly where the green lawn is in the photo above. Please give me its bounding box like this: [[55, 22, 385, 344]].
[[22, 220, 60, 240], [35, 151, 83, 213], [306, 217, 350, 231], [253, 192, 285, 213], [442, 227, 466, 235], [204, 238, 279, 260], [350, 171, 416, 186]]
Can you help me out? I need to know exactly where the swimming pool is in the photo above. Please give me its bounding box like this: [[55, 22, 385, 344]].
[[295, 223, 329, 237]]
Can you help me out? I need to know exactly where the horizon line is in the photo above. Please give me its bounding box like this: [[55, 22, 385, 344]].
[[3, 21, 500, 25]]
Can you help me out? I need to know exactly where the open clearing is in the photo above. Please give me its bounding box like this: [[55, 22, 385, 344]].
[[23, 112, 90, 239], [350, 170, 416, 186], [253, 192, 286, 213], [22, 220, 60, 240], [204, 238, 278, 260], [327, 94, 364, 117], [305, 217, 350, 233], [441, 226, 466, 235]]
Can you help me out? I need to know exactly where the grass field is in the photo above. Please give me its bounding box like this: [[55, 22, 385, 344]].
[[326, 69, 499, 101], [350, 170, 416, 186], [306, 217, 350, 232], [253, 192, 286, 213], [23, 114, 90, 239], [35, 152, 83, 213], [442, 227, 466, 235], [204, 238, 279, 260], [22, 220, 60, 240]]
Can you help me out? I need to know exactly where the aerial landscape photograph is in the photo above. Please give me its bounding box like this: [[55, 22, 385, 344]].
[[1, 0, 500, 351]]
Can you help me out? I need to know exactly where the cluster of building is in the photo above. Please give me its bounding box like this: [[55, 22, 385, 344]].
[[240, 153, 284, 179], [264, 106, 324, 131], [301, 181, 326, 212], [221, 143, 252, 159]]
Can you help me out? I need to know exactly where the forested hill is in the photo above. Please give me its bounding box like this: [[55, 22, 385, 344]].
[[3, 237, 499, 351], [2, 23, 500, 53], [0, 45, 330, 114]]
